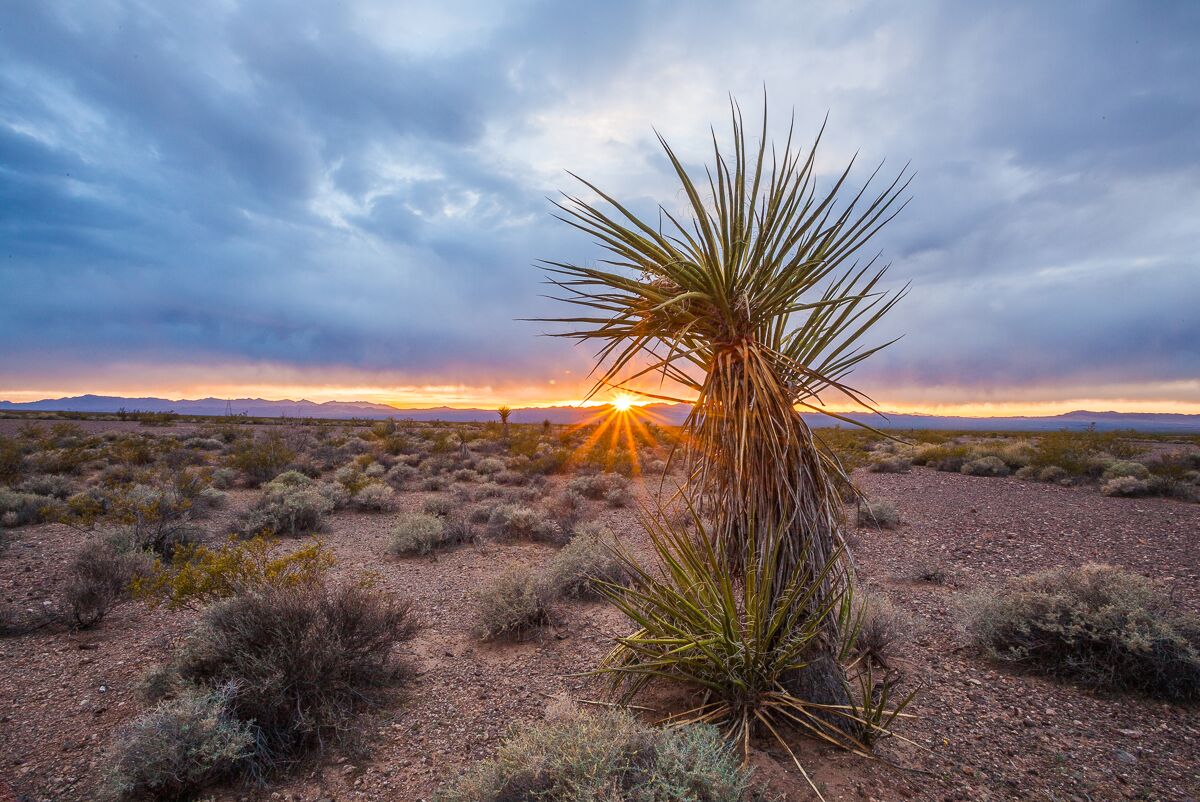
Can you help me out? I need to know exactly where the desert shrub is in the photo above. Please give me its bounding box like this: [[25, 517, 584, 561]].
[[0, 488, 64, 526], [473, 567, 552, 640], [476, 457, 506, 476], [317, 481, 351, 510], [61, 539, 152, 629], [1038, 465, 1069, 484], [106, 684, 252, 801], [436, 701, 750, 802], [226, 432, 295, 486], [910, 558, 951, 585], [195, 486, 228, 512], [1101, 460, 1151, 481], [1101, 476, 1152, 497], [452, 468, 479, 483], [239, 478, 331, 537], [857, 500, 900, 529], [134, 538, 334, 610], [543, 525, 627, 600], [853, 591, 911, 668], [18, 474, 74, 499], [172, 582, 416, 763], [363, 462, 386, 478], [423, 496, 455, 517], [419, 476, 449, 492], [568, 472, 629, 501], [1, 511, 17, 528], [0, 436, 22, 482], [544, 489, 586, 535], [494, 469, 529, 486], [961, 455, 1010, 477], [487, 503, 560, 543], [104, 483, 204, 556], [963, 564, 1200, 701], [386, 463, 420, 487], [604, 486, 631, 508], [352, 483, 397, 512], [912, 443, 971, 472], [868, 456, 911, 474], [389, 513, 449, 556]]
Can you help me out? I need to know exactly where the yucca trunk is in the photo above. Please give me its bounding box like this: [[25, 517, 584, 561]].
[[689, 341, 852, 709]]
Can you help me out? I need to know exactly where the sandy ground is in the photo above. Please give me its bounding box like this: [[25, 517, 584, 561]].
[[2, 460, 1198, 801]]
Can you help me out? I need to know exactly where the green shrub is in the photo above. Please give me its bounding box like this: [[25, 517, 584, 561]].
[[856, 500, 900, 529], [543, 525, 627, 599], [226, 432, 295, 486], [436, 701, 751, 802], [18, 474, 74, 499], [172, 582, 416, 764], [106, 685, 251, 800], [133, 538, 334, 610], [473, 567, 552, 640], [963, 563, 1200, 701], [960, 455, 1010, 477], [1038, 465, 1069, 483], [0, 436, 22, 482]]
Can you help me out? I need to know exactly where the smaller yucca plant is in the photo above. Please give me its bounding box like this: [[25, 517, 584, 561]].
[[597, 503, 914, 797]]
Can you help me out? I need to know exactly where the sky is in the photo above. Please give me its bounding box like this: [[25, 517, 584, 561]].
[[2, 1, 1198, 415]]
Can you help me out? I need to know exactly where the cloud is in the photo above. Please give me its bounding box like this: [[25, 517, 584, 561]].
[[1, 0, 1197, 407]]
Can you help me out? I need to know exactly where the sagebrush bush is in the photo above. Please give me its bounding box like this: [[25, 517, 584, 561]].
[[542, 525, 627, 599], [473, 567, 552, 640], [963, 563, 1200, 701], [352, 482, 397, 512], [172, 582, 416, 764], [423, 496, 455, 517], [857, 500, 900, 529], [1101, 460, 1151, 481], [567, 472, 629, 501], [60, 539, 152, 629], [239, 477, 331, 537], [0, 488, 64, 526], [868, 456, 911, 474], [1100, 476, 1152, 497], [487, 503, 560, 542], [106, 684, 253, 801], [960, 455, 1010, 477], [1038, 465, 1069, 484], [389, 513, 453, 556], [18, 473, 75, 499], [436, 700, 751, 802]]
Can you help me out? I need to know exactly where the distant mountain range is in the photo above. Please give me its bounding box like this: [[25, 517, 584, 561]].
[[2, 394, 1200, 432]]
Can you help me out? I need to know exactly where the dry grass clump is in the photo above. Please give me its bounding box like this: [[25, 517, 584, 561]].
[[852, 590, 912, 668], [963, 563, 1200, 701], [106, 685, 253, 801], [473, 566, 553, 640], [1100, 475, 1156, 497], [960, 455, 1010, 477], [857, 499, 900, 529], [542, 524, 627, 599], [435, 701, 751, 802]]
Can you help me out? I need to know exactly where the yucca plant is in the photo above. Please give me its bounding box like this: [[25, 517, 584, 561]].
[[598, 506, 914, 795], [497, 405, 511, 442], [540, 99, 909, 708]]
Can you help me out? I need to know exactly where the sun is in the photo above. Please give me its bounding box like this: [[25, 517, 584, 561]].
[[611, 394, 636, 412]]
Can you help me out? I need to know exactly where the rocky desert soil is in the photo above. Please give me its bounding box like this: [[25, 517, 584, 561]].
[[1, 428, 1198, 802]]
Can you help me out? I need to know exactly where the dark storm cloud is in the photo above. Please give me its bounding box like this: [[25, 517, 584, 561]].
[[1, 0, 1197, 399]]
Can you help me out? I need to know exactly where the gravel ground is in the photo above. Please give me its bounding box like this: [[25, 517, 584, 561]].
[[1, 464, 1198, 801]]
